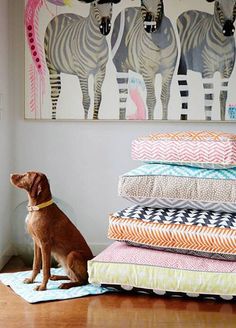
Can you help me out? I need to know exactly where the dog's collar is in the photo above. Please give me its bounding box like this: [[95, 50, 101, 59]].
[[27, 199, 54, 212]]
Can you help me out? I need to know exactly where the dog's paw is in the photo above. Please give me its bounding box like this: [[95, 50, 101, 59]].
[[58, 283, 71, 289], [34, 285, 47, 291], [23, 278, 34, 284], [50, 275, 69, 281]]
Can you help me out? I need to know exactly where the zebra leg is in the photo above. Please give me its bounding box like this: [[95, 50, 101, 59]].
[[219, 79, 229, 121], [202, 78, 214, 121], [143, 75, 156, 120], [116, 72, 128, 120], [93, 66, 106, 120], [160, 71, 174, 120], [79, 77, 90, 120], [178, 75, 189, 120], [48, 69, 61, 120]]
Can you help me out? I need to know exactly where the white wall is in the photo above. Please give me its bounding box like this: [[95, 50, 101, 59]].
[[0, 0, 14, 269], [10, 1, 236, 256]]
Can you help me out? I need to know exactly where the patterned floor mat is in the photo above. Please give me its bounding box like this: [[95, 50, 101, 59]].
[[0, 268, 111, 303]]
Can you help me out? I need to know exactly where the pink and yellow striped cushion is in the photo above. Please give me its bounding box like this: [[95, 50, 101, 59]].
[[88, 242, 236, 300]]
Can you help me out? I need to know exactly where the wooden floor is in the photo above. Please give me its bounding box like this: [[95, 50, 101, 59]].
[[1, 257, 236, 328]]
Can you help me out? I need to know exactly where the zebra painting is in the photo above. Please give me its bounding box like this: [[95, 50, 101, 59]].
[[177, 0, 236, 121], [44, 0, 119, 120], [111, 0, 178, 120]]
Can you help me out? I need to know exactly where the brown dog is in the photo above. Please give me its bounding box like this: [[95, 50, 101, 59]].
[[10, 171, 93, 291]]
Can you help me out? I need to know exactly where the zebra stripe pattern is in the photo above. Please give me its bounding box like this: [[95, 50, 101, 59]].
[[177, 75, 188, 120], [116, 72, 129, 120], [141, 0, 163, 32], [44, 2, 112, 119], [203, 78, 214, 120], [111, 0, 178, 120], [177, 0, 236, 120]]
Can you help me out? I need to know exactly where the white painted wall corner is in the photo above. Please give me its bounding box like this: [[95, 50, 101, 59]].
[[89, 243, 110, 256], [0, 245, 15, 271]]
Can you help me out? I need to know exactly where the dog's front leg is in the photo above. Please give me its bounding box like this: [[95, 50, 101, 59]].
[[35, 241, 51, 291], [23, 241, 41, 284]]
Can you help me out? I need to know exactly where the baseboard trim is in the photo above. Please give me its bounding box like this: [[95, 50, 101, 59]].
[[89, 243, 110, 256], [0, 245, 15, 271]]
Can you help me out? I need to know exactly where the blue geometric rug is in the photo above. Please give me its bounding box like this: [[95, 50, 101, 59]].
[[0, 268, 111, 303]]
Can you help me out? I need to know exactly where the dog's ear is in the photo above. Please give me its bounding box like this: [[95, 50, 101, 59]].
[[30, 174, 43, 198]]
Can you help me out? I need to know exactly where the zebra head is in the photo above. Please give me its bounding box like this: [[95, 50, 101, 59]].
[[141, 0, 164, 33], [207, 0, 236, 36], [92, 0, 119, 36]]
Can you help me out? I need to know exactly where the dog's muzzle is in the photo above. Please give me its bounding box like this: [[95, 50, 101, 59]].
[[144, 12, 158, 33], [223, 20, 235, 36], [99, 17, 111, 36]]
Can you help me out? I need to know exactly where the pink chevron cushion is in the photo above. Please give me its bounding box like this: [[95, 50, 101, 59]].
[[91, 242, 236, 272], [132, 131, 236, 169]]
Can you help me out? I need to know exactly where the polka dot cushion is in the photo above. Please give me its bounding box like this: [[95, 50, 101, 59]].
[[118, 164, 236, 213]]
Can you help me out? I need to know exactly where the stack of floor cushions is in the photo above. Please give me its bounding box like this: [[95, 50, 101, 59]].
[[88, 131, 236, 300]]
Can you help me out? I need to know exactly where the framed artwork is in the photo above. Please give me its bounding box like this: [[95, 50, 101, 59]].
[[25, 0, 236, 121]]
